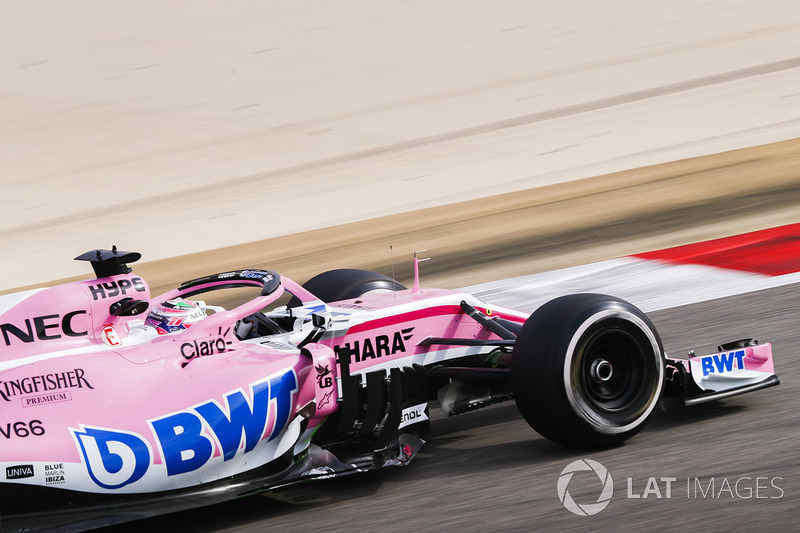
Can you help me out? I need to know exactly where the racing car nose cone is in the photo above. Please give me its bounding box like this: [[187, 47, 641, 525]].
[[590, 358, 613, 383]]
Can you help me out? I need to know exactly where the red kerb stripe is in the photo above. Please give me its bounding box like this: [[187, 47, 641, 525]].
[[635, 223, 800, 276]]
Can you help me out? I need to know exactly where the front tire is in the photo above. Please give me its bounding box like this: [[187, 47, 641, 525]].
[[511, 294, 664, 446]]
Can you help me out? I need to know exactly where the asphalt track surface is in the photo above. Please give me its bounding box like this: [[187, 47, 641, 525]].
[[97, 285, 799, 533]]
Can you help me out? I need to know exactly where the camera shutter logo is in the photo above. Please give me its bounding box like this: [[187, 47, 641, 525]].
[[557, 459, 614, 516]]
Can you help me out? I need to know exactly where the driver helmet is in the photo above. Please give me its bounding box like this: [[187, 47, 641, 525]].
[[145, 297, 208, 335]]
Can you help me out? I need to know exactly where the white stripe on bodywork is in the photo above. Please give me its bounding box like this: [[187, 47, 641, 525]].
[[0, 344, 112, 373], [349, 347, 486, 377], [0, 288, 44, 315]]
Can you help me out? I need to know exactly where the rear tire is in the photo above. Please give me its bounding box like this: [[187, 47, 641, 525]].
[[292, 269, 406, 305], [511, 294, 664, 446]]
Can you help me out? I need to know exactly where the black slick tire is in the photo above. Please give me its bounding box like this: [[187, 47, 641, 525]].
[[511, 293, 664, 446]]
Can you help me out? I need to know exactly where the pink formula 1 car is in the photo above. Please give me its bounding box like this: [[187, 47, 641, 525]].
[[0, 249, 779, 531]]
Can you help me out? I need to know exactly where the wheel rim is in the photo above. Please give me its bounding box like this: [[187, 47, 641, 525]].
[[564, 308, 664, 435], [581, 329, 643, 413]]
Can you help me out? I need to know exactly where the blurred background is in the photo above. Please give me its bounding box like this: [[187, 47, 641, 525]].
[[2, 0, 799, 292], [2, 2, 800, 531]]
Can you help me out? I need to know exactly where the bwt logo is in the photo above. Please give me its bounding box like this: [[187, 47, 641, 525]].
[[73, 370, 297, 490], [701, 350, 745, 376], [557, 459, 613, 516]]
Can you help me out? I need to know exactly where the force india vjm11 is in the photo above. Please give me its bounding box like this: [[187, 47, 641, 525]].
[[0, 249, 779, 530]]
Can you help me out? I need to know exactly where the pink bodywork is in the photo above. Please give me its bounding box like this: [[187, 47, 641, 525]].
[[0, 271, 521, 493], [0, 273, 331, 492], [685, 342, 775, 392]]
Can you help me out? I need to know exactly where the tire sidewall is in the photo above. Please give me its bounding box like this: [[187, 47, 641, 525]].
[[512, 294, 665, 445], [562, 304, 664, 436]]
